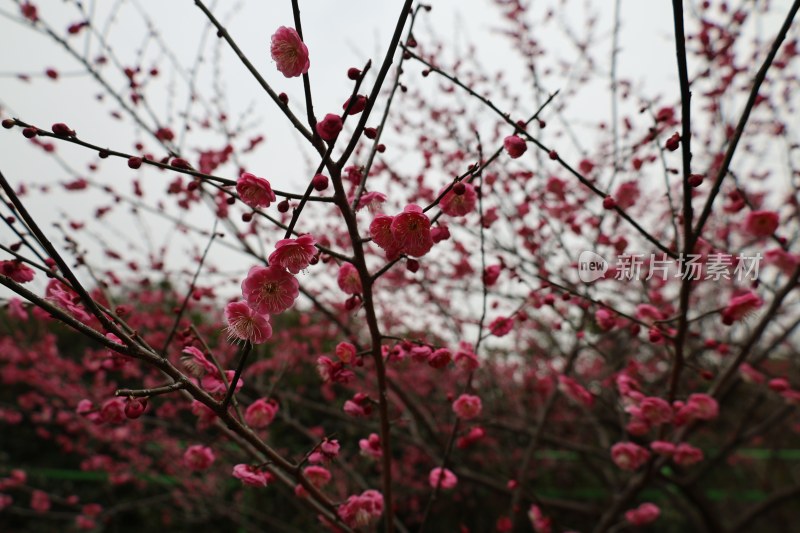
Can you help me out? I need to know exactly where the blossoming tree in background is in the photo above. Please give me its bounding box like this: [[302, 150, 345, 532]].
[[1, 0, 800, 531]]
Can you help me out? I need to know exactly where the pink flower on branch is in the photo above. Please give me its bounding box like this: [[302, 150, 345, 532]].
[[335, 341, 357, 364], [625, 502, 660, 526], [369, 214, 402, 259], [201, 370, 244, 396], [0, 260, 35, 283], [453, 394, 482, 420], [236, 172, 276, 209], [684, 393, 719, 421], [316, 113, 343, 142], [232, 464, 273, 487], [428, 467, 458, 490], [673, 443, 704, 466], [337, 262, 362, 295], [268, 234, 317, 274], [439, 182, 478, 216], [528, 504, 552, 533], [721, 291, 762, 325], [558, 376, 594, 408], [359, 433, 382, 459], [504, 135, 527, 158], [181, 346, 218, 376], [224, 301, 272, 344], [742, 210, 779, 238], [338, 490, 384, 529], [390, 204, 433, 257], [356, 191, 387, 212], [611, 441, 650, 471], [241, 265, 299, 315], [244, 398, 279, 428], [270, 26, 310, 78], [183, 445, 215, 471]]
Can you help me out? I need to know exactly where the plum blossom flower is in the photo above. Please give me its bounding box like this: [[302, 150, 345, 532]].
[[46, 279, 91, 322], [457, 426, 486, 449], [270, 26, 309, 78], [100, 398, 126, 424], [428, 348, 452, 369], [124, 398, 147, 419], [316, 113, 343, 142], [489, 316, 515, 337], [30, 490, 50, 513], [611, 442, 650, 470], [183, 445, 215, 471], [268, 234, 316, 274], [765, 248, 800, 276], [453, 343, 479, 372], [614, 181, 640, 209], [504, 135, 527, 158], [232, 464, 273, 487], [317, 356, 355, 384], [201, 370, 244, 396], [310, 439, 340, 463], [224, 301, 272, 344], [335, 341, 357, 364], [20, 2, 38, 22], [595, 308, 617, 331], [0, 260, 35, 283], [631, 396, 673, 426], [337, 262, 362, 294], [338, 490, 384, 528], [343, 94, 367, 115], [0, 495, 13, 511], [356, 191, 387, 212], [626, 418, 651, 436], [390, 204, 433, 257], [8, 298, 28, 320], [294, 465, 331, 498], [303, 465, 331, 488], [743, 210, 779, 237], [431, 223, 450, 243], [452, 394, 482, 420], [721, 291, 762, 325], [625, 503, 660, 526], [650, 441, 676, 456], [344, 165, 363, 184], [359, 433, 382, 459], [181, 346, 218, 376], [483, 264, 502, 286], [440, 182, 478, 216], [558, 376, 594, 408], [685, 393, 719, 421], [236, 172, 276, 209], [409, 344, 432, 363], [244, 398, 279, 428], [369, 214, 402, 259], [428, 467, 457, 490], [241, 265, 299, 315], [344, 399, 371, 418], [528, 505, 552, 533], [673, 443, 704, 466]]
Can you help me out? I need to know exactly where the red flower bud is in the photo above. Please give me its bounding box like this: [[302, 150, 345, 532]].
[[311, 174, 329, 191], [665, 132, 681, 151], [51, 123, 75, 137]]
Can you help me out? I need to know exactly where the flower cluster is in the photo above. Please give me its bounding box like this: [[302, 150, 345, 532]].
[[337, 490, 384, 528], [370, 205, 434, 259]]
